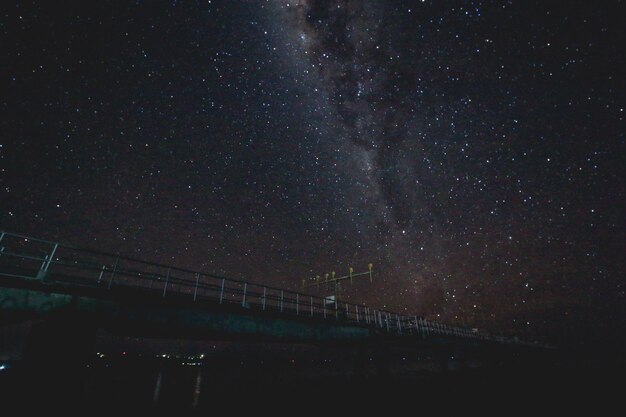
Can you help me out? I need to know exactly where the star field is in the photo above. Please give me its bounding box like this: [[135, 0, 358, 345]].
[[1, 0, 624, 347]]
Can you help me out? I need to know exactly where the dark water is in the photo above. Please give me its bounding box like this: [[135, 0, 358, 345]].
[[0, 352, 621, 413]]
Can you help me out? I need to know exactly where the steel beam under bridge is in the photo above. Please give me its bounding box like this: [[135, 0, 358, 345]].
[[0, 282, 374, 343]]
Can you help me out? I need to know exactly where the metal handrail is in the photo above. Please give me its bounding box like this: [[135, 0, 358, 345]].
[[0, 230, 544, 347]]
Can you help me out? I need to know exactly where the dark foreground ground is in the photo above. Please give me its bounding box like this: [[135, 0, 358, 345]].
[[0, 346, 622, 414]]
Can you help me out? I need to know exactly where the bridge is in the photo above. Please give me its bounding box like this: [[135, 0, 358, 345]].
[[0, 230, 547, 370]]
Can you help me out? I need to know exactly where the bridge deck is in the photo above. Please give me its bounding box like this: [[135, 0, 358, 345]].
[[0, 230, 544, 347]]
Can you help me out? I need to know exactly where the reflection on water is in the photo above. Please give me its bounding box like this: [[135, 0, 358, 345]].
[[1, 349, 581, 410], [74, 352, 445, 409], [192, 368, 202, 408], [152, 369, 163, 404]]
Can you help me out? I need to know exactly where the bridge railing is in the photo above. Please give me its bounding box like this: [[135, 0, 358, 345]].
[[0, 231, 540, 347]]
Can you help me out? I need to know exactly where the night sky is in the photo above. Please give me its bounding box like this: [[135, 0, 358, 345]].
[[1, 1, 624, 348]]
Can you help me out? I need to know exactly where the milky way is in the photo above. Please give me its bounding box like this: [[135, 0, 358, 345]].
[[286, 1, 422, 225], [273, 0, 625, 344], [1, 0, 624, 346]]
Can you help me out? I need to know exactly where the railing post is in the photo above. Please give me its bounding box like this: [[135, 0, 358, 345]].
[[323, 301, 326, 319], [219, 278, 225, 304], [310, 296, 313, 316], [262, 287, 266, 310], [396, 314, 401, 334], [162, 268, 171, 297], [355, 305, 359, 323], [193, 273, 200, 301], [108, 258, 119, 289], [345, 303, 348, 320], [385, 313, 390, 332], [296, 293, 299, 315], [97, 265, 106, 284], [42, 243, 59, 273], [241, 283, 247, 307], [280, 290, 284, 312], [335, 300, 338, 319], [38, 243, 59, 280]]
